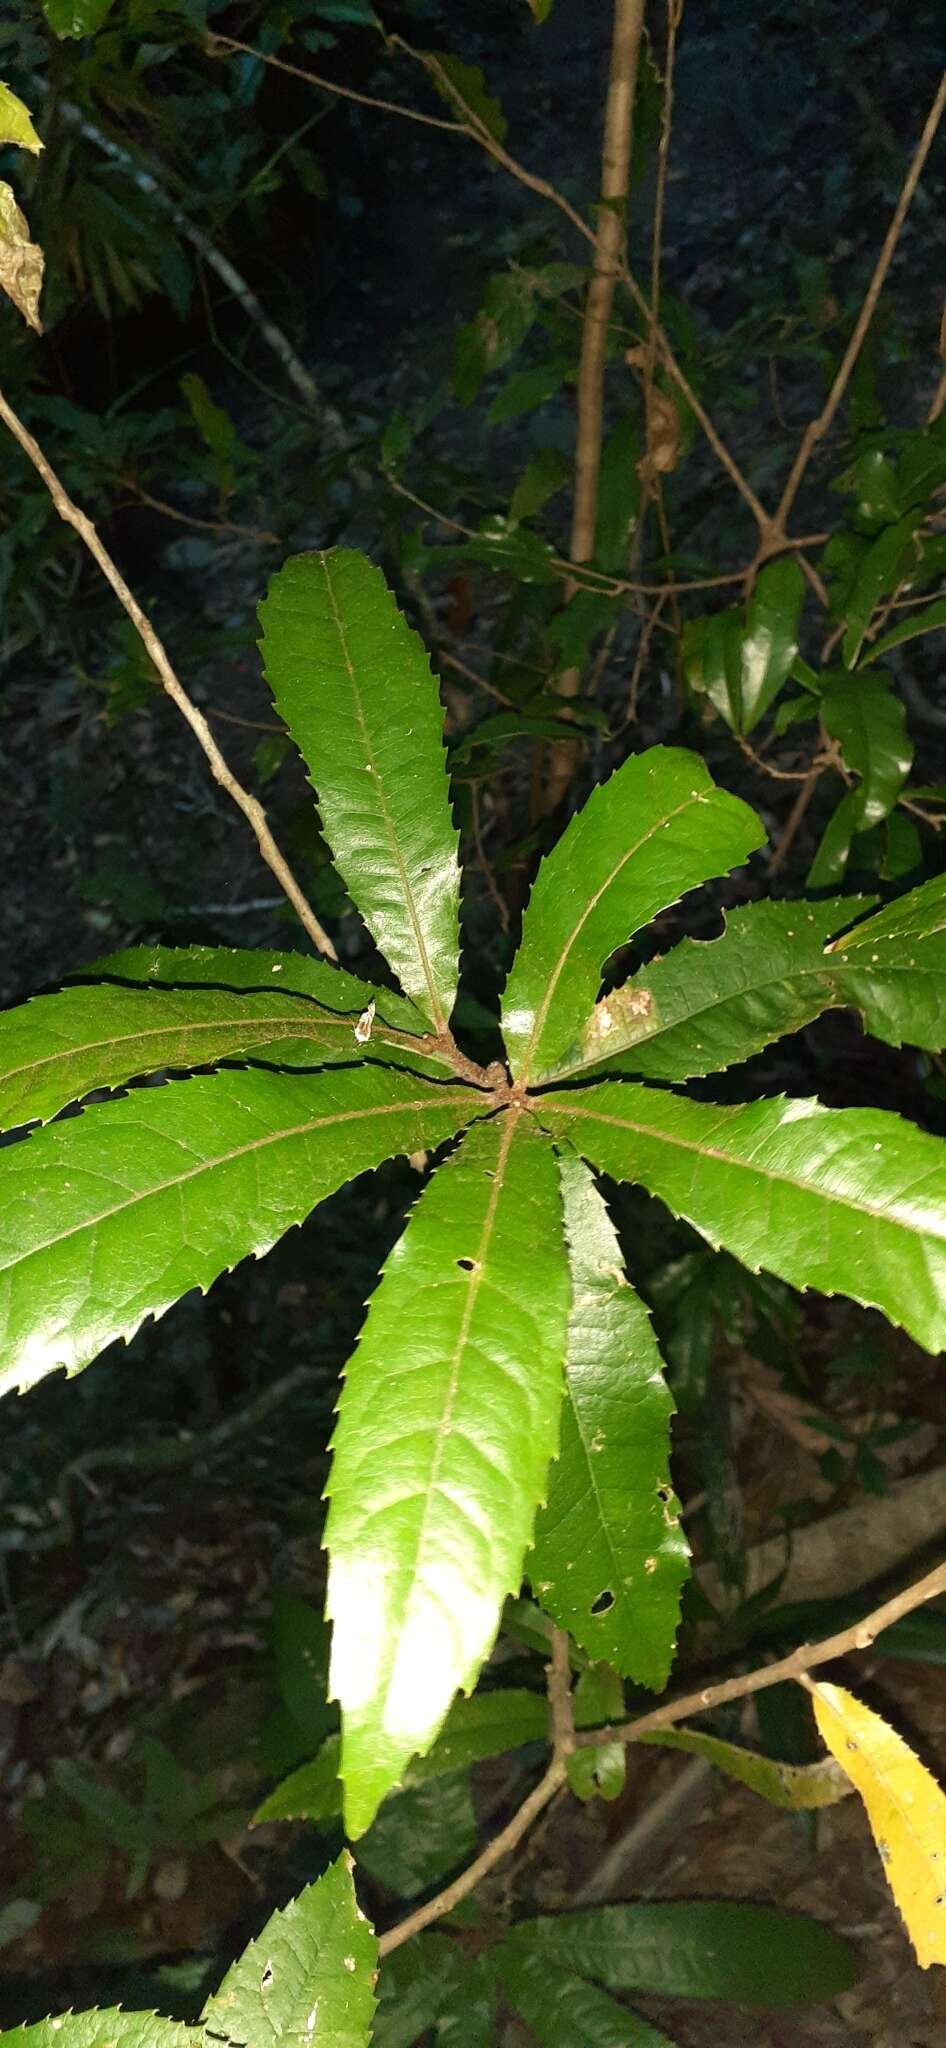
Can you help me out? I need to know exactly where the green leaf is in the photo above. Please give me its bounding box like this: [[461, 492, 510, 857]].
[[637, 1725, 849, 1808], [859, 594, 946, 664], [530, 1158, 687, 1687], [821, 673, 912, 823], [568, 1666, 626, 1802], [509, 445, 570, 525], [841, 513, 919, 667], [0, 2016, 199, 2047], [594, 415, 640, 574], [0, 1063, 478, 1400], [0, 85, 43, 154], [202, 1853, 377, 2046], [373, 1935, 468, 2048], [807, 787, 864, 887], [681, 608, 744, 729], [358, 1769, 476, 1896], [271, 1592, 333, 1749], [40, 0, 115, 33], [426, 53, 507, 144], [739, 556, 805, 732], [325, 1111, 569, 1833], [180, 373, 237, 501], [503, 1900, 858, 2004], [527, 0, 554, 21], [486, 360, 568, 424], [0, 979, 444, 1133], [539, 1081, 946, 1354], [450, 709, 589, 768], [497, 1946, 673, 2045], [433, 1959, 496, 2046], [562, 892, 946, 1083], [89, 942, 427, 1036], [259, 551, 461, 1030], [501, 748, 764, 1084], [254, 1687, 550, 1827]]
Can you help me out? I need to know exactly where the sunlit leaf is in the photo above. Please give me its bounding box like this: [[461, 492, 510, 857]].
[[201, 1853, 377, 2044], [809, 1680, 946, 1968], [0, 2015, 199, 2047], [326, 1111, 569, 1833]]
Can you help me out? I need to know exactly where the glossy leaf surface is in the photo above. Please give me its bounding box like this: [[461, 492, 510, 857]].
[[202, 1853, 377, 2045], [638, 1725, 849, 1809], [505, 1900, 858, 2003], [821, 672, 912, 823], [259, 550, 460, 1029], [0, 1064, 478, 1399], [0, 2018, 198, 2048], [810, 1680, 946, 1967], [497, 1946, 673, 2045], [41, 0, 116, 32], [860, 592, 946, 663], [501, 748, 764, 1082], [92, 941, 428, 1035], [739, 554, 805, 732], [540, 1082, 946, 1353], [530, 1157, 687, 1686], [841, 512, 919, 666], [326, 1111, 568, 1833]]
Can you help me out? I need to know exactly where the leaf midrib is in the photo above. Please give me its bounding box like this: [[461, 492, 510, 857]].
[[548, 1097, 946, 1242], [0, 1090, 473, 1272], [321, 555, 445, 1031], [518, 790, 705, 1084]]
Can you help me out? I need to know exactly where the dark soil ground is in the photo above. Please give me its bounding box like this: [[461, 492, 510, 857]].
[[2, 2, 946, 2038]]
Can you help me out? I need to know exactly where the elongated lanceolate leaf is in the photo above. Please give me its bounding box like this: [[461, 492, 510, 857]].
[[540, 1082, 946, 1353], [821, 672, 912, 823], [0, 980, 444, 1133], [503, 1900, 858, 2004], [860, 593, 946, 663], [497, 1947, 674, 2047], [0, 2017, 199, 2048], [325, 1110, 569, 1834], [259, 551, 461, 1030], [530, 1157, 687, 1688], [637, 1725, 849, 1809], [809, 1680, 946, 1967], [202, 1853, 377, 2046], [561, 897, 872, 1081], [0, 1064, 479, 1399], [842, 512, 920, 667], [501, 748, 764, 1083], [91, 941, 429, 1033], [739, 555, 805, 733]]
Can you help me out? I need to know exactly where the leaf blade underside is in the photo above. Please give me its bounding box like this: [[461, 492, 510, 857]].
[[325, 1109, 569, 1834]]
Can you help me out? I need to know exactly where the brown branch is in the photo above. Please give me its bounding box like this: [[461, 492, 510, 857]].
[[547, 1625, 576, 1757], [119, 477, 280, 547], [775, 69, 946, 531], [573, 1557, 946, 1751], [0, 387, 338, 961], [768, 758, 827, 877], [207, 31, 468, 135]]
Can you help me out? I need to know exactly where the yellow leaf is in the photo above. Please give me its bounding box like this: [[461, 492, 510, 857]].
[[809, 1679, 946, 1968], [0, 83, 43, 156], [0, 183, 44, 331]]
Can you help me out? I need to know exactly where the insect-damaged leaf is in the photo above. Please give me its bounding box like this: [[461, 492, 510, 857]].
[[501, 748, 763, 1084], [637, 1724, 849, 1810], [259, 550, 461, 1030], [529, 1157, 687, 1688], [0, 1064, 479, 1399], [325, 1111, 569, 1834], [539, 1082, 946, 1354], [202, 1853, 377, 2045], [808, 1680, 946, 1968]]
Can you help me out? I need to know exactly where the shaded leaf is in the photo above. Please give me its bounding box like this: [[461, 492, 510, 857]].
[[497, 1945, 673, 2045], [271, 1592, 333, 1750], [681, 608, 744, 728], [860, 594, 946, 664], [539, 1081, 946, 1354], [501, 748, 764, 1083], [637, 1725, 849, 1809], [0, 183, 43, 332], [41, 0, 115, 32], [487, 359, 568, 424], [594, 415, 640, 574], [202, 1852, 377, 2045], [809, 1680, 946, 1968], [509, 445, 570, 525], [503, 1900, 857, 2004], [358, 1769, 476, 1897], [530, 1157, 687, 1687], [807, 786, 864, 887], [821, 673, 912, 823], [325, 1111, 569, 1833], [568, 1666, 627, 1802], [260, 551, 461, 1030], [841, 513, 920, 667], [426, 53, 507, 143], [0, 1064, 478, 1400], [740, 555, 805, 732]]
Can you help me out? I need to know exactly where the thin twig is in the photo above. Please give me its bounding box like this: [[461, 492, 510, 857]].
[[207, 31, 468, 135], [775, 69, 946, 530], [0, 388, 337, 960], [119, 477, 280, 547], [573, 1556, 946, 1750], [548, 1625, 576, 1757], [768, 760, 826, 878]]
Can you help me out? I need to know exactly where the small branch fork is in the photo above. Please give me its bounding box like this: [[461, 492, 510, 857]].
[[378, 1556, 946, 1958], [0, 386, 338, 963]]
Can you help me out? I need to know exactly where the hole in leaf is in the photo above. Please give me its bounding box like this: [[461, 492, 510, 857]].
[[590, 1589, 615, 1615], [261, 1961, 275, 1992], [457, 1257, 480, 1272]]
